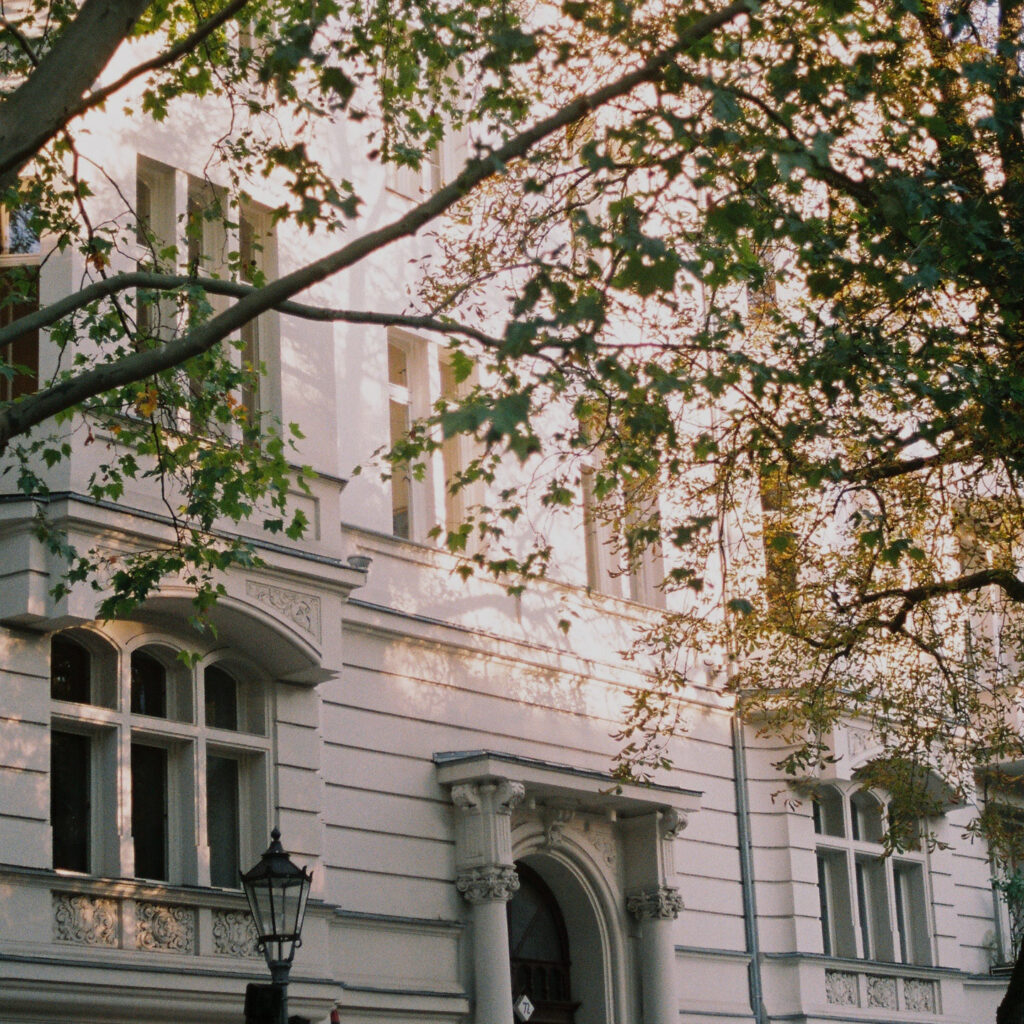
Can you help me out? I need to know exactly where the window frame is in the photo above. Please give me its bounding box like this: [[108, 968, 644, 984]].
[[0, 198, 41, 401], [48, 629, 271, 889], [812, 782, 934, 966]]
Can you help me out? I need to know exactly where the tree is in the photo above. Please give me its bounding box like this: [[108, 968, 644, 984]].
[[6, 0, 1024, 1004], [395, 0, 1024, 1002]]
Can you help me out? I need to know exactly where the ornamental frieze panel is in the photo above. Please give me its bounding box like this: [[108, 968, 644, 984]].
[[135, 901, 195, 954], [824, 970, 859, 1006], [866, 974, 898, 1009], [904, 977, 938, 1013], [212, 908, 261, 957], [245, 580, 322, 643], [53, 893, 119, 947]]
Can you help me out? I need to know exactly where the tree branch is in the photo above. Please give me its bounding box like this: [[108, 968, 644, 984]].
[[0, 270, 502, 348], [855, 568, 1024, 613], [0, 0, 156, 190], [72, 0, 253, 126], [0, 0, 754, 447]]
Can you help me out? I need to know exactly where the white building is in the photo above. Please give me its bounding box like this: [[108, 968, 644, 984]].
[[0, 58, 1016, 1024]]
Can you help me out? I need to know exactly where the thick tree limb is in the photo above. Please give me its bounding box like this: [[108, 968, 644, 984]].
[[0, 0, 155, 191], [855, 568, 1024, 612], [0, 270, 502, 348], [69, 0, 253, 127], [0, 0, 753, 448]]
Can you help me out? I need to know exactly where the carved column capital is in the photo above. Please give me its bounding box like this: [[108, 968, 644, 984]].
[[627, 886, 684, 921], [451, 779, 524, 816], [456, 865, 521, 904], [660, 808, 689, 840]]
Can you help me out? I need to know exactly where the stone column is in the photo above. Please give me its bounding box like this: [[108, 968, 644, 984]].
[[627, 885, 684, 1024], [451, 780, 525, 1024]]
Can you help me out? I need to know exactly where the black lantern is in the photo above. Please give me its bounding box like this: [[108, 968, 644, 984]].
[[241, 828, 313, 998]]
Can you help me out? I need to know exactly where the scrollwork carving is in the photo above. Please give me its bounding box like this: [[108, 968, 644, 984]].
[[626, 886, 684, 920], [903, 978, 937, 1013], [135, 902, 195, 954], [824, 970, 859, 1006], [212, 909, 261, 957], [542, 802, 576, 847], [865, 975, 897, 1009], [245, 581, 322, 642], [456, 866, 520, 904], [53, 893, 119, 947], [661, 808, 688, 840]]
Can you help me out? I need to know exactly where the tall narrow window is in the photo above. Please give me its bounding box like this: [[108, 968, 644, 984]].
[[0, 198, 39, 400], [131, 743, 169, 881], [239, 212, 260, 424], [388, 340, 413, 539], [51, 635, 91, 704], [439, 359, 466, 536], [236, 203, 275, 429], [135, 157, 175, 344], [131, 650, 167, 718], [207, 754, 240, 887], [51, 731, 91, 872], [205, 664, 238, 730]]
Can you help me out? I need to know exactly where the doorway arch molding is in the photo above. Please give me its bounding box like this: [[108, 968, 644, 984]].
[[511, 815, 632, 1024]]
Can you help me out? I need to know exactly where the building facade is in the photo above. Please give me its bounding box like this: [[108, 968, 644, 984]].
[[0, 62, 1016, 1024]]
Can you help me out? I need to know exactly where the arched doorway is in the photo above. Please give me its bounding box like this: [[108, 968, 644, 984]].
[[508, 861, 580, 1024]]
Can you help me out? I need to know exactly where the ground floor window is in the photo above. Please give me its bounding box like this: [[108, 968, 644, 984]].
[[814, 784, 931, 965], [49, 629, 270, 887]]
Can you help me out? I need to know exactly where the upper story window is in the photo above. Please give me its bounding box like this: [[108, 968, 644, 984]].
[[385, 129, 467, 201], [581, 456, 665, 607], [385, 329, 474, 545], [49, 630, 269, 888], [813, 784, 931, 965], [0, 196, 40, 401], [134, 156, 277, 431]]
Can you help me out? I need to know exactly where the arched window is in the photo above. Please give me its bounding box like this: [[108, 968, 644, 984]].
[[507, 862, 578, 1024], [48, 631, 269, 887], [50, 635, 91, 704], [813, 784, 931, 965]]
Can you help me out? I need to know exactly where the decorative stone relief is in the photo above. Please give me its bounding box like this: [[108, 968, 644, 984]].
[[245, 580, 322, 643], [824, 970, 859, 1006], [626, 886, 684, 920], [904, 978, 937, 1013], [661, 808, 689, 840], [456, 865, 520, 903], [135, 902, 195, 954], [866, 974, 898, 1009], [53, 893, 119, 947], [584, 826, 617, 867], [541, 802, 577, 847], [847, 727, 876, 759], [212, 909, 261, 957]]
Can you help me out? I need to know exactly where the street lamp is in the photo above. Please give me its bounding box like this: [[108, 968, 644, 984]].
[[241, 828, 313, 1024]]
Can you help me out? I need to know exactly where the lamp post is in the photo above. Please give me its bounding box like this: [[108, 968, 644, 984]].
[[241, 828, 313, 1024]]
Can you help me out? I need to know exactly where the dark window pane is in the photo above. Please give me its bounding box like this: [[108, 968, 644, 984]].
[[131, 650, 167, 718], [817, 854, 831, 956], [207, 755, 240, 887], [0, 265, 39, 400], [51, 636, 91, 704], [205, 666, 238, 730], [5, 204, 40, 255], [51, 731, 90, 872], [131, 743, 168, 880]]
